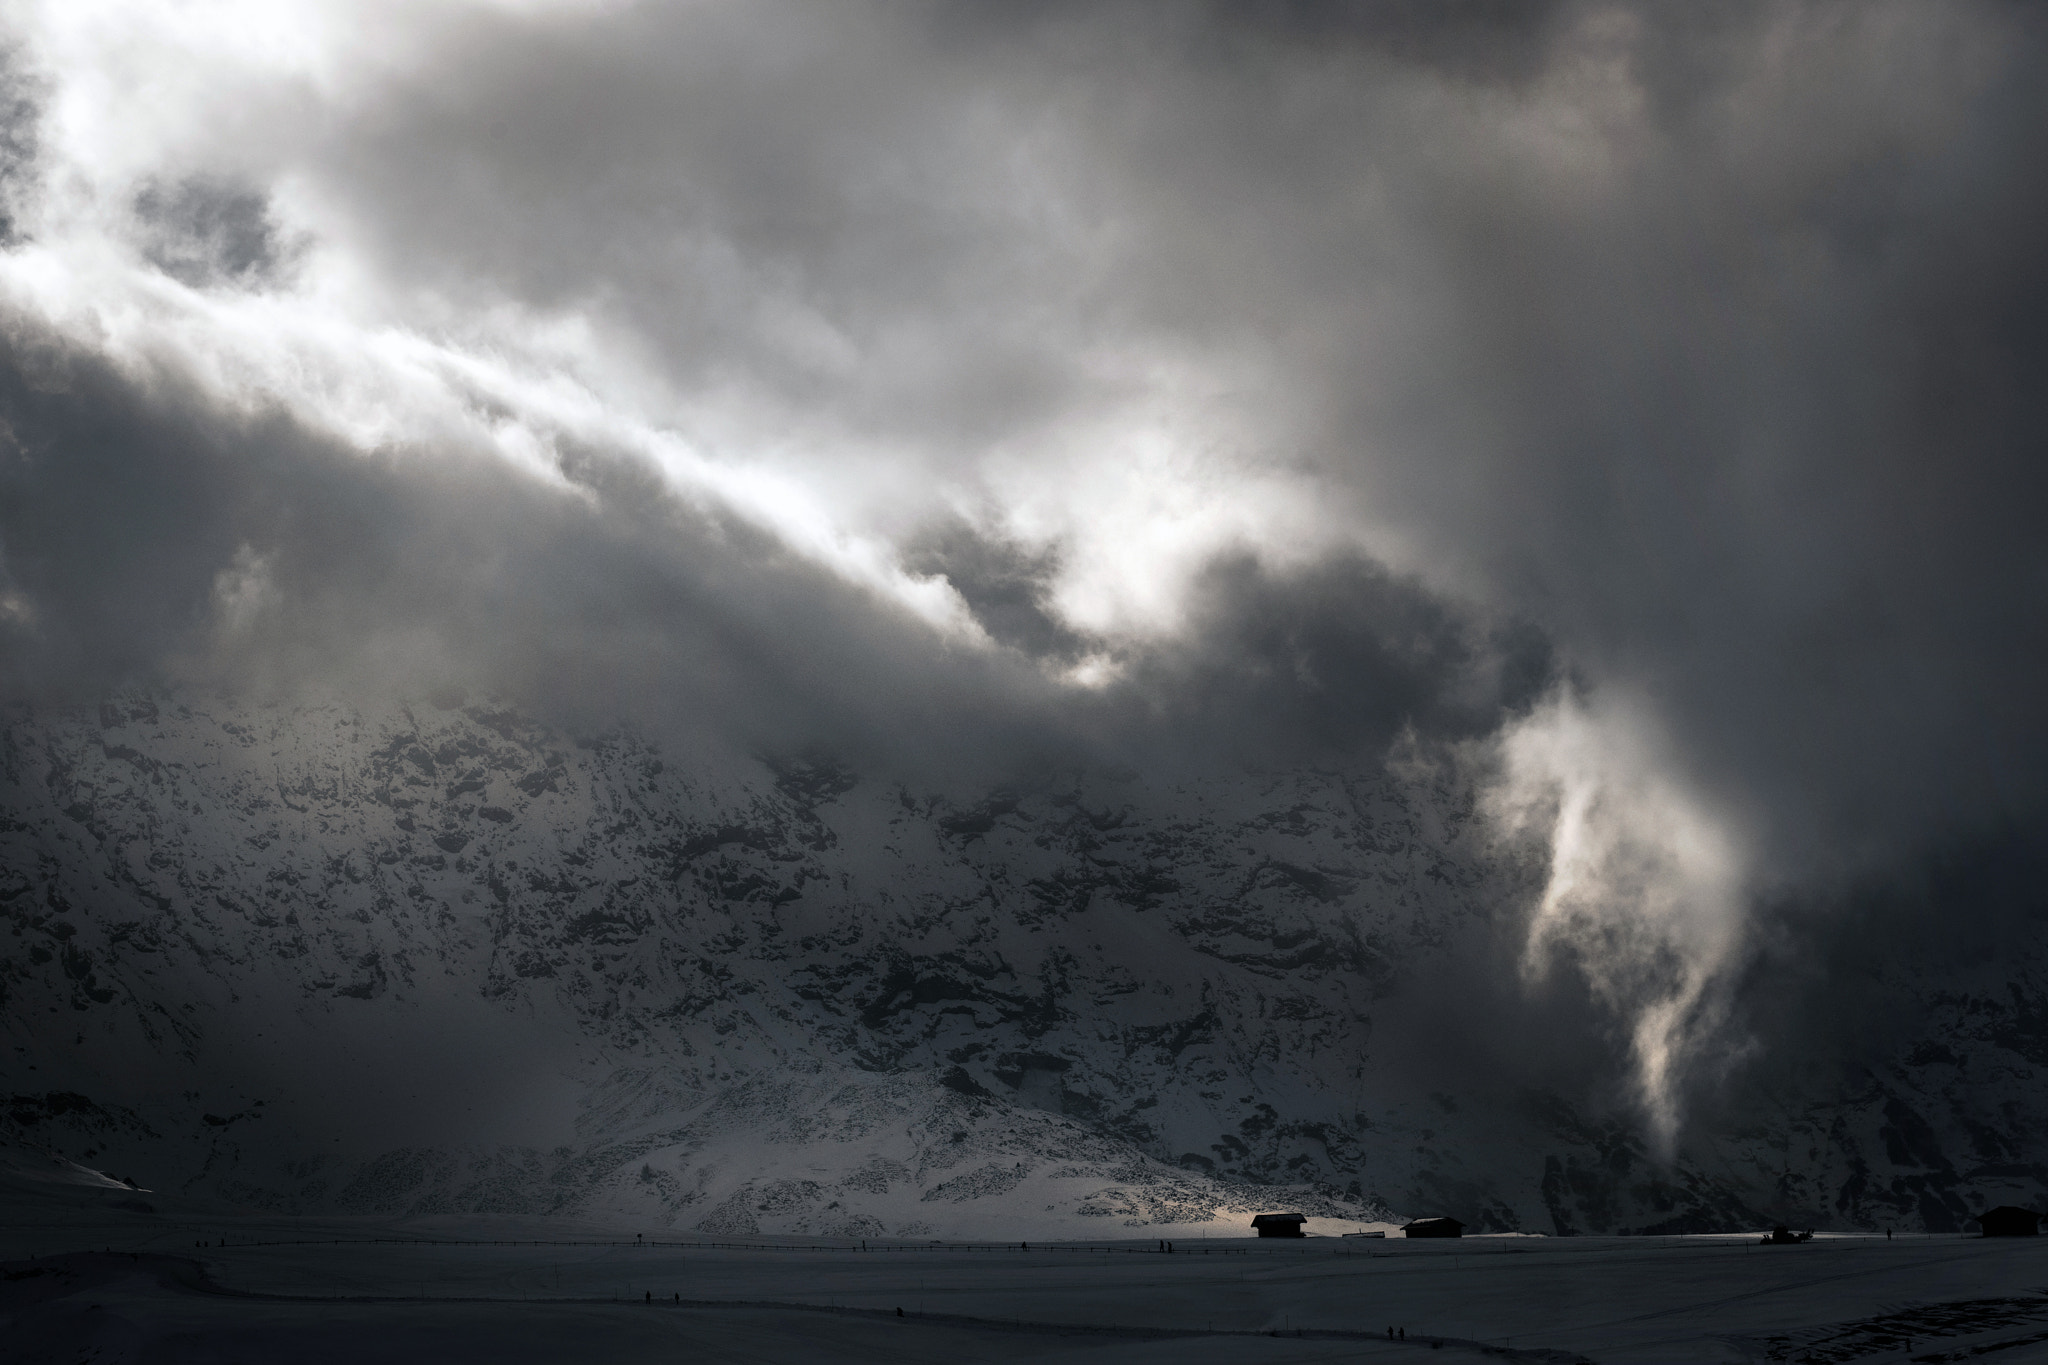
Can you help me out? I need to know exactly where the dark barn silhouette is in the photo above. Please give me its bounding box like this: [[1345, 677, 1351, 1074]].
[[1251, 1213, 1307, 1238], [1401, 1217, 1465, 1238], [1973, 1207, 2042, 1237]]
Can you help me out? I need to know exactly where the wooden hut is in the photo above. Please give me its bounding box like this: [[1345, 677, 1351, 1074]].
[[1401, 1217, 1465, 1238], [1974, 1207, 2041, 1237], [1251, 1213, 1307, 1238]]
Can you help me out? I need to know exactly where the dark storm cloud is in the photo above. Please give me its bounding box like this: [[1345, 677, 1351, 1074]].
[[1100, 553, 1554, 768], [3, 0, 2041, 880], [305, 1, 1081, 459], [1191, 0, 1573, 81], [3, 0, 2047, 1127], [134, 179, 293, 290], [0, 327, 1045, 775], [900, 521, 1086, 664], [1314, 3, 2048, 879], [0, 322, 1532, 787], [904, 524, 1554, 767], [0, 48, 35, 251], [911, 0, 2048, 880]]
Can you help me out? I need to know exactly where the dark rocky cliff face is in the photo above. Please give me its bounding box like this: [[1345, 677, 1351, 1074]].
[[2, 692, 2042, 1235]]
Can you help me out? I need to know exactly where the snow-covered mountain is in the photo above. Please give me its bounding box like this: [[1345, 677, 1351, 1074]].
[[2, 693, 2042, 1235]]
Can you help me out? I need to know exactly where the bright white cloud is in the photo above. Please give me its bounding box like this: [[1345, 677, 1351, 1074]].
[[5, 0, 1349, 665], [1484, 689, 1755, 1149]]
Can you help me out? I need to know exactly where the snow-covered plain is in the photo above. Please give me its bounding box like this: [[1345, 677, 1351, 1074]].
[[6, 1177, 2048, 1363]]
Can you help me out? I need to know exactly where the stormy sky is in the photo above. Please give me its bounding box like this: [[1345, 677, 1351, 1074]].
[[2, 0, 2046, 1136]]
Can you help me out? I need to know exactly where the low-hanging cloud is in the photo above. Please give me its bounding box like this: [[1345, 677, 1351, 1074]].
[[1, 0, 2045, 1136], [1485, 688, 1753, 1149]]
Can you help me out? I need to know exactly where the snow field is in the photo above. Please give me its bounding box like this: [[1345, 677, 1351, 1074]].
[[9, 1190, 2048, 1363]]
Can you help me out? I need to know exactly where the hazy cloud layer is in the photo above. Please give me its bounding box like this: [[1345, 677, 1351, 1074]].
[[2, 0, 2045, 1129]]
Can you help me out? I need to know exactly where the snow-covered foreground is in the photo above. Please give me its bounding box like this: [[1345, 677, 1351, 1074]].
[[7, 1182, 2047, 1362]]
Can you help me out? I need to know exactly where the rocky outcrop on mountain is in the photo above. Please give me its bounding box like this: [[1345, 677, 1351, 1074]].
[[1, 693, 2042, 1234]]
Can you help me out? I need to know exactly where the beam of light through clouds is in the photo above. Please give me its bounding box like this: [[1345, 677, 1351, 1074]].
[[2, 0, 2046, 1137]]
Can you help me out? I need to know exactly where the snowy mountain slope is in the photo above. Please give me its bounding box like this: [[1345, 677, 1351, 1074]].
[[1, 692, 2042, 1235]]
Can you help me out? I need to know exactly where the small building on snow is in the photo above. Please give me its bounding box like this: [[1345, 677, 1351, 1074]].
[[1974, 1207, 2041, 1237], [1251, 1213, 1307, 1238], [1401, 1217, 1465, 1238]]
